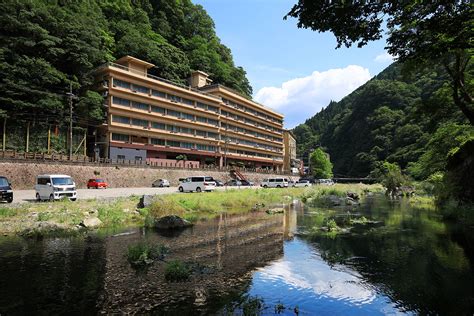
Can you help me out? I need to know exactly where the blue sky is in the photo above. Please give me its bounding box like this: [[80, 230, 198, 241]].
[[194, 0, 394, 128]]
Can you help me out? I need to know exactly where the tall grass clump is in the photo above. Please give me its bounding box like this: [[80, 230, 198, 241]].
[[126, 242, 168, 268], [164, 260, 191, 282]]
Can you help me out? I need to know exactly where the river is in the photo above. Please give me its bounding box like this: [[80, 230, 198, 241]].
[[0, 195, 473, 315]]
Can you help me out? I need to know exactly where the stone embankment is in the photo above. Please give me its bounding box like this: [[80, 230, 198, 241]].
[[0, 162, 285, 189]]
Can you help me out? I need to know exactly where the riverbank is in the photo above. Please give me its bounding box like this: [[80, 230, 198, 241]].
[[0, 184, 387, 236]]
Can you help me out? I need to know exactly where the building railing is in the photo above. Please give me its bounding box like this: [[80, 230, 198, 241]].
[[98, 62, 222, 101], [0, 150, 289, 175]]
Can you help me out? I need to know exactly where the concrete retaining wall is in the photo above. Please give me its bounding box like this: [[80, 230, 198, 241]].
[[0, 162, 286, 189]]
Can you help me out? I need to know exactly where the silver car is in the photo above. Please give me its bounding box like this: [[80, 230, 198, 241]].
[[152, 179, 170, 187]]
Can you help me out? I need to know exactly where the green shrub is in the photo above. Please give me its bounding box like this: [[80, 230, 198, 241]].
[[164, 260, 191, 282], [126, 242, 168, 268]]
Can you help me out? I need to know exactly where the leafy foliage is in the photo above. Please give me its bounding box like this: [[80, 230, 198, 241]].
[[309, 148, 333, 178], [294, 63, 473, 179], [0, 0, 252, 134]]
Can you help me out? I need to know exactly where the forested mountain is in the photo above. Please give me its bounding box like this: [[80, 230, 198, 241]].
[[293, 63, 474, 179], [0, 0, 251, 127]]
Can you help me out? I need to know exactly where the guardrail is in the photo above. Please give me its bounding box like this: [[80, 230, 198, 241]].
[[0, 150, 289, 175]]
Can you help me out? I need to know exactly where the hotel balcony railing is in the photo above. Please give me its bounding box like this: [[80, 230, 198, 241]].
[[98, 62, 221, 101]]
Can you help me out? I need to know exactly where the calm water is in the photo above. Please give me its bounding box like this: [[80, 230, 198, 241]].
[[0, 196, 473, 315]]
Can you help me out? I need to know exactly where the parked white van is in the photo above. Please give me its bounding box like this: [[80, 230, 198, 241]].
[[35, 174, 77, 201], [260, 177, 289, 188], [178, 176, 216, 193]]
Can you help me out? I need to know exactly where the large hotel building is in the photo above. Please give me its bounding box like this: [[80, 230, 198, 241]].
[[95, 56, 285, 170]]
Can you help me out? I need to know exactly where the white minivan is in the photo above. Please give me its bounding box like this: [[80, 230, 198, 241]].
[[260, 177, 289, 188], [35, 174, 77, 201], [178, 176, 216, 193]]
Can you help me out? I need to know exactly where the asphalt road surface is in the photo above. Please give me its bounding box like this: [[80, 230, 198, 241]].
[[9, 185, 257, 204]]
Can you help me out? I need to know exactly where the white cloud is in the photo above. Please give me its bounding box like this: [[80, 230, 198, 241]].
[[254, 65, 372, 128], [374, 52, 394, 63]]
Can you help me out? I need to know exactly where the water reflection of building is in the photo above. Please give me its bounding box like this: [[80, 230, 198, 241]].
[[99, 211, 286, 314]]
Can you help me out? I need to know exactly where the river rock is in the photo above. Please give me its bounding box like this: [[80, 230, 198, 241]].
[[346, 192, 360, 200], [154, 215, 192, 230], [345, 197, 359, 206], [326, 195, 343, 206], [266, 208, 285, 214], [138, 195, 155, 208], [81, 217, 103, 228]]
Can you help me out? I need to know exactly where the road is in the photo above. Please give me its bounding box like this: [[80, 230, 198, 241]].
[[10, 186, 257, 204]]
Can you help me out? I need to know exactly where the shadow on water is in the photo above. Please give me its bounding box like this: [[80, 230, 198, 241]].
[[0, 196, 473, 315]]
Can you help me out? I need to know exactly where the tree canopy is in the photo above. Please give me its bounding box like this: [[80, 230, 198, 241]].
[[0, 0, 252, 128], [310, 148, 333, 178], [286, 1, 473, 124], [293, 62, 474, 179]]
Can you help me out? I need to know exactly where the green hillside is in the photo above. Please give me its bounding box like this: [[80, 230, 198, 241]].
[[293, 63, 474, 180], [0, 0, 251, 152]]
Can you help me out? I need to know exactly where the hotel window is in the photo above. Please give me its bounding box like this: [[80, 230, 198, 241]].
[[207, 119, 218, 126], [112, 133, 129, 142], [112, 115, 130, 124], [196, 130, 206, 137], [132, 101, 149, 111], [167, 109, 180, 118], [131, 118, 148, 127], [133, 84, 149, 94], [181, 112, 195, 121], [208, 145, 216, 151], [207, 132, 218, 139], [167, 140, 180, 147], [196, 144, 207, 151], [152, 90, 166, 98], [151, 122, 165, 130], [182, 98, 194, 106], [181, 127, 192, 134], [151, 138, 165, 146], [207, 105, 219, 113], [196, 116, 207, 123], [112, 96, 130, 106], [197, 102, 207, 110], [180, 142, 194, 149], [167, 94, 181, 103], [166, 125, 180, 133], [113, 79, 131, 89], [151, 106, 165, 114]]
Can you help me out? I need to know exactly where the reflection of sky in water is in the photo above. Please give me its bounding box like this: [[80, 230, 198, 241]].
[[249, 238, 412, 315]]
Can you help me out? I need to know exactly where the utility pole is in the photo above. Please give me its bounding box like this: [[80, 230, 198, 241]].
[[66, 83, 75, 160], [2, 117, 6, 152]]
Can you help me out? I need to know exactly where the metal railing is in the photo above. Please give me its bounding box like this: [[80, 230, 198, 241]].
[[97, 62, 221, 101], [0, 150, 289, 175]]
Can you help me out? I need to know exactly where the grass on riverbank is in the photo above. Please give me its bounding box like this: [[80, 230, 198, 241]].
[[0, 184, 396, 235], [0, 197, 143, 235]]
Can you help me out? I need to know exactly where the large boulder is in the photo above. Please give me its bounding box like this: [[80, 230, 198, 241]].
[[346, 192, 360, 200], [154, 215, 192, 230], [326, 195, 343, 206], [80, 217, 103, 229]]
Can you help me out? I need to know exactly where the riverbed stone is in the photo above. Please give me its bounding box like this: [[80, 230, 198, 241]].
[[266, 208, 285, 214], [327, 195, 343, 206], [81, 217, 103, 228], [345, 197, 359, 206], [346, 191, 360, 200], [154, 215, 192, 230]]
